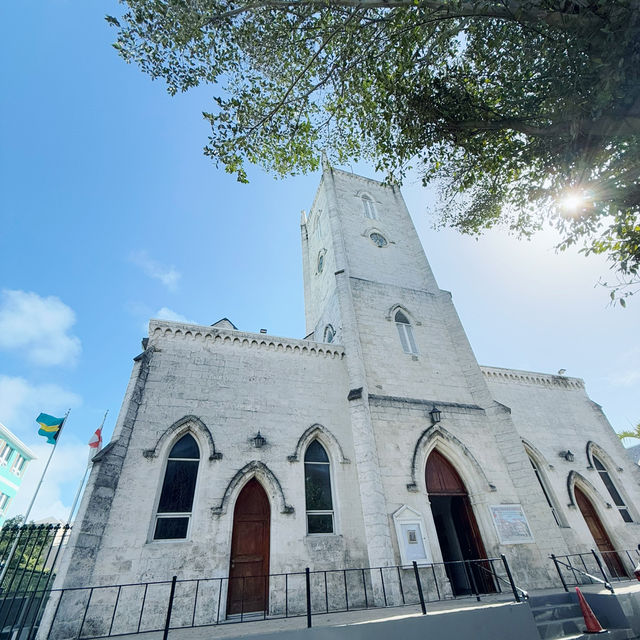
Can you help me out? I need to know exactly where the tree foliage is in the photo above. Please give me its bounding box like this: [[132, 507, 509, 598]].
[[619, 423, 640, 442], [107, 0, 640, 298]]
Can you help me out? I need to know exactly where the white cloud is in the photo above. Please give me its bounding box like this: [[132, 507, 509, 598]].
[[607, 369, 640, 388], [5, 440, 89, 522], [154, 307, 195, 324], [0, 375, 81, 436], [0, 290, 82, 366], [130, 250, 181, 291]]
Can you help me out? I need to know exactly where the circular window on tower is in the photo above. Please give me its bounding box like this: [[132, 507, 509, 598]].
[[317, 249, 326, 273], [369, 232, 388, 248]]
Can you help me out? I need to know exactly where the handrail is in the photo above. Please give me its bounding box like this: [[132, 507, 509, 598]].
[[550, 554, 614, 593], [472, 558, 528, 600]]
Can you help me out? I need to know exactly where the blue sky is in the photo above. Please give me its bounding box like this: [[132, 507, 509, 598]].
[[1, 1, 639, 521]]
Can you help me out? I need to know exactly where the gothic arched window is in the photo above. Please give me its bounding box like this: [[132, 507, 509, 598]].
[[361, 195, 377, 220], [153, 433, 200, 540], [528, 454, 562, 526], [395, 310, 418, 355], [593, 456, 632, 522], [304, 440, 334, 534], [324, 325, 335, 344]]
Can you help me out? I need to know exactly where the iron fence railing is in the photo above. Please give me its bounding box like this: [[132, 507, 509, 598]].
[[0, 524, 72, 640], [41, 554, 523, 640], [550, 548, 640, 593]]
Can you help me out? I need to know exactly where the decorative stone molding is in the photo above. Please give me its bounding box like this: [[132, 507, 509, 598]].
[[287, 424, 350, 464], [148, 321, 345, 359], [368, 394, 483, 413], [481, 365, 584, 389], [143, 415, 222, 461], [566, 470, 603, 508], [409, 425, 494, 493], [212, 461, 294, 516]]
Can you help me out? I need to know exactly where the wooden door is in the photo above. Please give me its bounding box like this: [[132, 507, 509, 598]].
[[575, 486, 627, 578], [227, 479, 270, 614], [427, 451, 494, 593]]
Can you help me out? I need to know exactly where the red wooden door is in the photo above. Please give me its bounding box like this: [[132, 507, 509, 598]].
[[575, 486, 627, 578], [227, 479, 270, 614], [426, 451, 494, 593]]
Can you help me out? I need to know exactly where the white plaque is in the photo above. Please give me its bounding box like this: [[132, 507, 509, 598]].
[[392, 505, 432, 564], [489, 504, 534, 544]]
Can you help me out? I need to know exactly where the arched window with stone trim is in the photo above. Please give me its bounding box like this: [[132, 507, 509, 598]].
[[527, 453, 563, 526], [395, 310, 418, 355], [324, 325, 336, 344], [153, 433, 200, 540], [361, 194, 377, 220], [304, 440, 334, 534], [592, 455, 633, 522]]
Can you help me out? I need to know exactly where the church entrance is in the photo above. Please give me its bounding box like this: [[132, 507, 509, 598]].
[[426, 450, 494, 595], [574, 486, 627, 579], [227, 479, 271, 615]]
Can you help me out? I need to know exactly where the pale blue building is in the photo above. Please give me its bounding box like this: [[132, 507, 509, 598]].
[[0, 423, 35, 525]]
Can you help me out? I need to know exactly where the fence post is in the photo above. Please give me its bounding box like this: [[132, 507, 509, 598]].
[[550, 554, 568, 593], [305, 567, 312, 628], [163, 576, 177, 640], [501, 554, 521, 602], [465, 561, 481, 602], [412, 561, 426, 615], [591, 550, 614, 593]]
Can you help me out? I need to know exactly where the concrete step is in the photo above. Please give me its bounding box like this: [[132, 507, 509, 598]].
[[529, 593, 575, 608], [536, 615, 586, 639], [531, 603, 582, 622], [562, 630, 636, 640]]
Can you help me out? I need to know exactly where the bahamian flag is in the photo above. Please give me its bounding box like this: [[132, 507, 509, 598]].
[[36, 413, 65, 445]]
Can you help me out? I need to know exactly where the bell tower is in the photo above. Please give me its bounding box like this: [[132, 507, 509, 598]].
[[301, 161, 504, 569]]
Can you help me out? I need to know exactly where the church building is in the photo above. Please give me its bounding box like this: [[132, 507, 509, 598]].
[[54, 161, 640, 618]]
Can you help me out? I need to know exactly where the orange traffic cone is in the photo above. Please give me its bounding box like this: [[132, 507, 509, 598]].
[[576, 587, 606, 634]]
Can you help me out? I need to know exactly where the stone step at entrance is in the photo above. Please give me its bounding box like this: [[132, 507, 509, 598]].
[[528, 591, 636, 640]]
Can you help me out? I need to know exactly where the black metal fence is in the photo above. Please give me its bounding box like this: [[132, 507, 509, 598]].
[[42, 555, 523, 640], [0, 523, 72, 640], [550, 548, 640, 593]]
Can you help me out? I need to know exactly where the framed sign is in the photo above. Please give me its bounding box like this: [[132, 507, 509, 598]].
[[489, 504, 534, 544], [392, 505, 431, 565]]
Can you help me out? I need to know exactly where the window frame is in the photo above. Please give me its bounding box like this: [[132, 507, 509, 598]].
[[304, 440, 336, 535], [528, 454, 563, 527], [593, 455, 633, 522], [394, 310, 418, 355], [361, 194, 377, 220], [151, 433, 201, 542], [0, 444, 14, 466], [323, 325, 336, 344], [10, 455, 26, 476]]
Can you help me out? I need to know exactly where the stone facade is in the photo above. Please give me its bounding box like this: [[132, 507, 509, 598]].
[[52, 163, 640, 623]]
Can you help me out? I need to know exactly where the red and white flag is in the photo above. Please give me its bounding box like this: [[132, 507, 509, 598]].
[[88, 427, 103, 451]]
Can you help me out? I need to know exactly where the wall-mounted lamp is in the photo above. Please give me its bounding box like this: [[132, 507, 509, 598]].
[[253, 431, 266, 448], [559, 450, 574, 462], [429, 405, 442, 425]]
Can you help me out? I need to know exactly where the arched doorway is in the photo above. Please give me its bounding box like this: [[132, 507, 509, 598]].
[[426, 450, 493, 595], [574, 486, 627, 578], [227, 479, 270, 614]]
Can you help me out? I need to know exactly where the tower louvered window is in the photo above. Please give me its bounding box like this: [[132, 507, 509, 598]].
[[395, 310, 418, 355], [361, 195, 376, 219]]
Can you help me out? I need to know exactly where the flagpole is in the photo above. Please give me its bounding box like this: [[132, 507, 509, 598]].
[[0, 409, 70, 588], [66, 411, 108, 526]]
